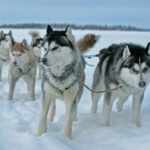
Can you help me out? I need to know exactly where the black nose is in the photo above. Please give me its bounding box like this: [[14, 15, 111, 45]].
[[139, 81, 146, 88], [13, 61, 17, 65], [41, 58, 48, 65]]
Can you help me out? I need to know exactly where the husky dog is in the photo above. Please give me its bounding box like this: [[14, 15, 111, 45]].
[[0, 30, 14, 80], [30, 31, 44, 59], [30, 31, 44, 78], [8, 39, 37, 100], [37, 25, 98, 138], [91, 43, 150, 127]]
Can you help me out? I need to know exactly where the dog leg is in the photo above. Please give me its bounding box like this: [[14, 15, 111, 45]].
[[8, 77, 17, 100], [91, 65, 101, 114], [47, 100, 56, 122], [37, 91, 51, 136], [0, 62, 3, 81], [91, 92, 101, 113], [24, 76, 36, 100], [102, 92, 113, 126], [132, 91, 144, 127], [116, 94, 128, 112], [38, 65, 42, 79], [64, 85, 78, 138], [64, 97, 74, 138]]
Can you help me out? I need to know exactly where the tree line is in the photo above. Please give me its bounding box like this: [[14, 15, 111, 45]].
[[0, 23, 149, 32]]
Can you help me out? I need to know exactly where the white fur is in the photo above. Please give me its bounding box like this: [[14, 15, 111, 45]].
[[37, 30, 84, 138], [120, 68, 140, 88], [0, 34, 12, 80], [48, 49, 74, 77], [122, 45, 131, 59]]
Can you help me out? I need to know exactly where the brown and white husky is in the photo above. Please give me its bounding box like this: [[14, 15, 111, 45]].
[[8, 39, 37, 100]]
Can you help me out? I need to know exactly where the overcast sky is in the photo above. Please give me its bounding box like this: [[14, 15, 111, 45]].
[[0, 0, 149, 28]]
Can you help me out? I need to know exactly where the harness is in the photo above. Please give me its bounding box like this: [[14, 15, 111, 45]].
[[14, 62, 35, 76], [43, 72, 78, 95], [41, 59, 80, 94]]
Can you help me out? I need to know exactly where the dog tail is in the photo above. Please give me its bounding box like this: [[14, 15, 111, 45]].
[[77, 34, 99, 53], [29, 31, 40, 39]]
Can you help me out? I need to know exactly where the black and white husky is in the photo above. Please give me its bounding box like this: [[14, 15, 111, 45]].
[[30, 31, 44, 78], [91, 43, 150, 127], [8, 40, 37, 100], [0, 30, 14, 80], [37, 25, 98, 138]]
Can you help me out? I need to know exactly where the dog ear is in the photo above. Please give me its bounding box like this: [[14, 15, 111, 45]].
[[22, 39, 28, 48], [0, 31, 4, 38], [65, 26, 75, 44], [122, 45, 131, 59], [46, 25, 53, 35], [146, 42, 150, 55], [8, 30, 12, 36]]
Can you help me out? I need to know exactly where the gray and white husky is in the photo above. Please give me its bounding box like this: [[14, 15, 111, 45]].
[[0, 30, 14, 80], [37, 25, 98, 138], [91, 43, 150, 127], [8, 39, 37, 100]]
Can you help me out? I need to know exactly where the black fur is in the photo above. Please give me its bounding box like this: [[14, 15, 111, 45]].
[[97, 43, 150, 87], [46, 25, 73, 49]]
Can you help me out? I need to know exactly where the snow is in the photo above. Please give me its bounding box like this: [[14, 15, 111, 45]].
[[0, 29, 150, 150]]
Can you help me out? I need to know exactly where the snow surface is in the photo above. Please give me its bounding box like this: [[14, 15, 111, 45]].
[[0, 29, 150, 150]]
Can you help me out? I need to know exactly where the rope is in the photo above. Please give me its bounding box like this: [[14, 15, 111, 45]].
[[82, 82, 122, 93], [84, 54, 99, 59]]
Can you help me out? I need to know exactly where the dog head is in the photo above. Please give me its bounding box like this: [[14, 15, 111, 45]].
[[119, 43, 150, 89], [0, 30, 14, 49], [41, 25, 76, 66], [40, 25, 77, 77], [10, 39, 31, 66], [32, 37, 44, 58]]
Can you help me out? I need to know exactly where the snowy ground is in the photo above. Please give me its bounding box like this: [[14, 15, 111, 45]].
[[0, 29, 150, 150]]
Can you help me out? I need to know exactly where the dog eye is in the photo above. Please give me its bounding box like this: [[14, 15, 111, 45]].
[[131, 68, 139, 74], [143, 67, 148, 73], [51, 46, 59, 51], [41, 58, 48, 65]]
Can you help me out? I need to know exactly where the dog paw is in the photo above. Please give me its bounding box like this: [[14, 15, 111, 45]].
[[36, 128, 46, 136], [135, 121, 142, 128]]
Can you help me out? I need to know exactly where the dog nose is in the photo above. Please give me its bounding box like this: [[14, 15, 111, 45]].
[[139, 81, 146, 88], [12, 61, 17, 65], [41, 58, 48, 65]]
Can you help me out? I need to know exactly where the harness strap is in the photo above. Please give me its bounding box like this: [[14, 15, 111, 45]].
[[15, 63, 35, 75], [44, 73, 78, 95]]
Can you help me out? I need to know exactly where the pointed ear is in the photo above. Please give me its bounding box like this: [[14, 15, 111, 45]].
[[65, 25, 72, 36], [65, 26, 75, 43], [146, 42, 150, 55], [122, 45, 131, 59], [22, 39, 28, 47], [8, 30, 12, 36], [46, 25, 53, 35], [0, 31, 4, 38]]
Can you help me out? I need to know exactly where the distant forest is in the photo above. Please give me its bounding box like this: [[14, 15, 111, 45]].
[[0, 23, 150, 32]]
